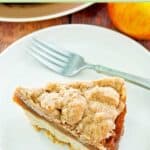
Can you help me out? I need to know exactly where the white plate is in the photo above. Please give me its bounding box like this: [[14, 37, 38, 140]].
[[0, 24, 150, 150], [0, 3, 93, 22]]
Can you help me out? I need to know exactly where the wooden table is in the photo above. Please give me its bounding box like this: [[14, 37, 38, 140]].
[[0, 3, 150, 53]]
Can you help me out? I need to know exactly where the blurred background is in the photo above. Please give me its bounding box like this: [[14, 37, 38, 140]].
[[0, 3, 149, 52]]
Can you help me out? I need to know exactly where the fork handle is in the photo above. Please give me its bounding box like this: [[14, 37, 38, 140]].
[[88, 64, 150, 90]]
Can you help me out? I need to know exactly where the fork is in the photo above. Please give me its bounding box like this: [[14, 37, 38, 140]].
[[28, 38, 150, 90]]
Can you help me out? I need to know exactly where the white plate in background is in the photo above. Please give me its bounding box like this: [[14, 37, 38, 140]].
[[0, 3, 93, 22]]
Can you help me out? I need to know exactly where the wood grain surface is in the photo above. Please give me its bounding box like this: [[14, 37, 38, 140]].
[[0, 3, 150, 53]]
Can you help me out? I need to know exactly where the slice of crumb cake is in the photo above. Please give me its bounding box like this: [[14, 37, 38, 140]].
[[13, 77, 126, 150]]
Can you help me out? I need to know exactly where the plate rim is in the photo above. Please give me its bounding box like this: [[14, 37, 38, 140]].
[[0, 24, 149, 59], [0, 3, 93, 22]]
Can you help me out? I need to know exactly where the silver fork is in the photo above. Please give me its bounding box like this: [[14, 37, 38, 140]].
[[28, 38, 150, 90]]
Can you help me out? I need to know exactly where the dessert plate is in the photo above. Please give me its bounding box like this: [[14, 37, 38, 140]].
[[0, 24, 150, 150], [0, 3, 93, 22]]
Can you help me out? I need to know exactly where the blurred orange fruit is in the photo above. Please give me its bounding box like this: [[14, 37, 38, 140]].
[[108, 3, 150, 40]]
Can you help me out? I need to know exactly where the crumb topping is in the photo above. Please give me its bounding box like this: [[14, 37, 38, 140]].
[[16, 77, 126, 150]]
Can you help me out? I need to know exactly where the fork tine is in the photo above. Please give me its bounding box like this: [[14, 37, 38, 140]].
[[32, 38, 72, 58], [28, 46, 64, 71], [28, 48, 63, 74], [31, 41, 69, 65]]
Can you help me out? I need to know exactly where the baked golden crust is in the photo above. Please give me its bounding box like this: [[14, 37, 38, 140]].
[[13, 77, 126, 150]]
